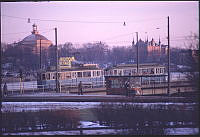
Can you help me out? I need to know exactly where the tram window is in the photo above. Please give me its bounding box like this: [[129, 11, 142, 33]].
[[60, 73, 64, 80], [66, 72, 71, 78], [77, 72, 82, 77], [71, 72, 75, 78], [114, 70, 117, 75], [132, 69, 136, 74], [93, 71, 96, 77], [101, 71, 104, 76], [47, 73, 50, 80], [52, 73, 55, 79], [42, 74, 46, 80], [111, 79, 120, 88], [97, 71, 100, 76], [124, 69, 131, 76], [142, 69, 148, 74], [150, 68, 154, 74], [160, 68, 163, 73], [83, 71, 91, 77]]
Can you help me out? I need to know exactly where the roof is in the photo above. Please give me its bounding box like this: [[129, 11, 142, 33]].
[[22, 34, 48, 42], [109, 63, 165, 69]]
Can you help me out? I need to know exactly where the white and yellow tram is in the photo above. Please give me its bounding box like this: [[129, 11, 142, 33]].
[[37, 66, 105, 89], [104, 63, 167, 84]]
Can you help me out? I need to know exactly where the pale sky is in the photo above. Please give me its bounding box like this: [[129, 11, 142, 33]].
[[1, 1, 199, 48]]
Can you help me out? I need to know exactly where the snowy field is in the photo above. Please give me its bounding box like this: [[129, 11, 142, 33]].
[[2, 102, 197, 113]]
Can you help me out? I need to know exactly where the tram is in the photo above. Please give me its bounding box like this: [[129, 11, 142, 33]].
[[37, 63, 105, 89]]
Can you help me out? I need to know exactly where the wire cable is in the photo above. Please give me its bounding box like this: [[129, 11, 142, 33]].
[[2, 28, 54, 35], [2, 14, 165, 24]]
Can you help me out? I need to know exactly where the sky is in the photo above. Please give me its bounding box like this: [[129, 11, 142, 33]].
[[1, 1, 199, 48]]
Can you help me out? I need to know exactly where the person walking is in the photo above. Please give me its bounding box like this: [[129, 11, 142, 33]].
[[3, 82, 8, 97], [78, 81, 83, 95], [124, 80, 129, 97]]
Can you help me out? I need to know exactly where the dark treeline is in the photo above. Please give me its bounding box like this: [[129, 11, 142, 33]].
[[2, 42, 137, 71], [1, 40, 198, 72]]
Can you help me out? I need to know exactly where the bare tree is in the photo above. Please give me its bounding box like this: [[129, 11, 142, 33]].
[[181, 32, 199, 91]]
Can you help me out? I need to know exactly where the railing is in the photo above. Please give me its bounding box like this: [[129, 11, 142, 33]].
[[1, 81, 106, 95]]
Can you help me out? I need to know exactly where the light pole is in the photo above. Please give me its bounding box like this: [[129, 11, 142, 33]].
[[0, 2, 2, 119], [167, 16, 170, 95], [40, 39, 42, 70], [135, 32, 139, 74], [55, 28, 59, 93]]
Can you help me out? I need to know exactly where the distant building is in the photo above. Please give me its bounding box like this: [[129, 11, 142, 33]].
[[132, 37, 167, 63], [18, 24, 52, 55], [192, 49, 199, 64]]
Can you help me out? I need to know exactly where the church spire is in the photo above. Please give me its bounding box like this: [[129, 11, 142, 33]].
[[132, 36, 135, 46], [159, 36, 161, 46]]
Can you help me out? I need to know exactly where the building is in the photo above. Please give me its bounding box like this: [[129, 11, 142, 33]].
[[18, 24, 52, 55], [132, 37, 167, 63]]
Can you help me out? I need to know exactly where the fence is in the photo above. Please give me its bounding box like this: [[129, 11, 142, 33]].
[[1, 81, 106, 95]]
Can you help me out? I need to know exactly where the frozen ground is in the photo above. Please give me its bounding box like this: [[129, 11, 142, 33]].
[[3, 128, 199, 135], [1, 102, 197, 113]]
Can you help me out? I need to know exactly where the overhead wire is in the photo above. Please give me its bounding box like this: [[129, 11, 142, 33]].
[[2, 15, 123, 24], [2, 28, 54, 36], [2, 14, 165, 24], [3, 15, 196, 45]]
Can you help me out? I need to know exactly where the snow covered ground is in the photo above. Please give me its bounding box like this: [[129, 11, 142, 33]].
[[2, 102, 197, 113], [3, 128, 199, 135]]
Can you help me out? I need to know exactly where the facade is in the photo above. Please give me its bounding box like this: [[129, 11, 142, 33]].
[[132, 38, 167, 63]]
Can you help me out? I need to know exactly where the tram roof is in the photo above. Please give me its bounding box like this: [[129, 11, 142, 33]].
[[107, 63, 165, 70], [43, 67, 103, 73], [105, 74, 167, 78]]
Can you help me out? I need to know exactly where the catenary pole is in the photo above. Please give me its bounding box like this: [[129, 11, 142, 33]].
[[167, 16, 170, 95], [55, 28, 59, 93], [0, 2, 2, 135], [136, 32, 139, 74], [40, 39, 42, 70]]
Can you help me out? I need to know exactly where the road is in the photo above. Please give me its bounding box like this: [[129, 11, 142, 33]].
[[3, 92, 197, 103]]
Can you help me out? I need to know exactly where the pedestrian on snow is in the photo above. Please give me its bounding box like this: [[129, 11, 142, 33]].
[[3, 82, 8, 97], [78, 81, 83, 95]]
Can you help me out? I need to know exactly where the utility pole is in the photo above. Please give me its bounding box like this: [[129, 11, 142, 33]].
[[167, 16, 170, 95], [136, 32, 139, 74], [0, 2, 2, 121], [40, 39, 42, 70], [55, 28, 59, 93]]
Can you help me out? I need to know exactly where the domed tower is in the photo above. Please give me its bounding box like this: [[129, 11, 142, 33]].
[[19, 24, 52, 54]]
